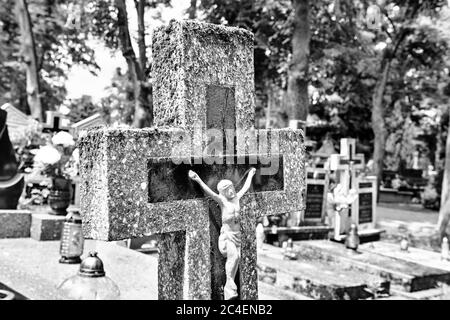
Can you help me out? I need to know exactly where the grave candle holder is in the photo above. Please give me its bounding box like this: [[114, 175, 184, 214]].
[[59, 209, 84, 264], [442, 237, 449, 261], [345, 224, 360, 251], [57, 252, 120, 300], [400, 235, 409, 252]]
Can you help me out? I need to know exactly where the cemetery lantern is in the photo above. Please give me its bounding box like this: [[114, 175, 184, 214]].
[[345, 224, 360, 251], [59, 209, 84, 264], [57, 252, 120, 300]]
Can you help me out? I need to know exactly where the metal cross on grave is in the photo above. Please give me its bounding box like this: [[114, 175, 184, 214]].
[[79, 20, 306, 300], [42, 111, 70, 133], [329, 138, 365, 238]]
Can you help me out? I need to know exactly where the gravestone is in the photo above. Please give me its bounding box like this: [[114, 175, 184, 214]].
[[329, 138, 365, 239], [0, 103, 36, 143], [356, 176, 377, 228], [71, 113, 105, 138], [304, 167, 329, 224], [79, 20, 305, 300], [329, 139, 382, 241]]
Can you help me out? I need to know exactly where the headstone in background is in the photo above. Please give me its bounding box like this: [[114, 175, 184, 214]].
[[70, 113, 105, 138], [0, 103, 36, 143], [303, 168, 329, 225], [355, 176, 378, 232], [80, 20, 305, 300], [329, 138, 383, 242], [329, 138, 365, 239]]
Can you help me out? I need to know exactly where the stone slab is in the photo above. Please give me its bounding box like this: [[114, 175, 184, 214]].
[[257, 244, 389, 300], [360, 242, 450, 272], [295, 240, 450, 292], [30, 213, 65, 241], [0, 238, 158, 300], [333, 228, 385, 243], [0, 238, 293, 300], [0, 210, 31, 238], [391, 287, 446, 300], [258, 281, 312, 300], [265, 226, 332, 246]]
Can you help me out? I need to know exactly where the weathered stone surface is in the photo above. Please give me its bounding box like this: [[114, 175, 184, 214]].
[[257, 244, 389, 300], [79, 127, 305, 299], [360, 241, 450, 272], [79, 20, 305, 301], [0, 210, 31, 238], [152, 20, 254, 133], [30, 213, 65, 241], [296, 240, 450, 292]]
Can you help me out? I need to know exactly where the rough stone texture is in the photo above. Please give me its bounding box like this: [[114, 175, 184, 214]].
[[0, 210, 31, 238], [79, 127, 305, 300], [79, 20, 306, 300], [258, 244, 389, 300], [30, 213, 65, 241], [152, 20, 255, 134]]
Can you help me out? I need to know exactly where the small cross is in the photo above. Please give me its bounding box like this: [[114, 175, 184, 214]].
[[42, 111, 70, 133]]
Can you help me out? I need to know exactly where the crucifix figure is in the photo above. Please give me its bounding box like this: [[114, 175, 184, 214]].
[[188, 168, 256, 300]]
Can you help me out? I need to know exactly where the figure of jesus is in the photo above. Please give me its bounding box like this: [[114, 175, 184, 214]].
[[188, 168, 256, 300]]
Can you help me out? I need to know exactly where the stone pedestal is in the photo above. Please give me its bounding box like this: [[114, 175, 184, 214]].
[[30, 213, 65, 241], [0, 210, 31, 238]]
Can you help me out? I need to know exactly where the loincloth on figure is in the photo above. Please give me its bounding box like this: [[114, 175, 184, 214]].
[[218, 228, 241, 257]]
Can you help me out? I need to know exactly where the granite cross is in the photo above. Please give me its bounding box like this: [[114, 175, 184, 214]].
[[79, 20, 305, 300]]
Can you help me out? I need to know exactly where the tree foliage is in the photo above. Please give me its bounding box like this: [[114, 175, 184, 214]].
[[0, 0, 99, 115]]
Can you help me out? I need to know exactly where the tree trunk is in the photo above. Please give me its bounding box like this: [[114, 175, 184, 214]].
[[115, 0, 152, 128], [188, 0, 197, 19], [286, 0, 309, 128], [135, 0, 147, 73], [438, 110, 450, 239], [371, 61, 390, 201], [15, 0, 43, 121]]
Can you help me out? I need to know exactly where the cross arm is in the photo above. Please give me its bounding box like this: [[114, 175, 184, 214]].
[[188, 170, 223, 205]]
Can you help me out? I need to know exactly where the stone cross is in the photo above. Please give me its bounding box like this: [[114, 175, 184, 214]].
[[329, 138, 365, 238], [42, 111, 70, 133], [79, 20, 305, 300]]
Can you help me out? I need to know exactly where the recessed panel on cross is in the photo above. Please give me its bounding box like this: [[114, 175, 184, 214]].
[[147, 155, 284, 203], [206, 85, 236, 153]]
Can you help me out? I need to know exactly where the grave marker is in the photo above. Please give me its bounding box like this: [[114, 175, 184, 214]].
[[355, 176, 378, 232], [303, 168, 329, 224], [329, 139, 381, 240], [42, 111, 70, 133], [80, 20, 305, 300], [329, 138, 365, 239]]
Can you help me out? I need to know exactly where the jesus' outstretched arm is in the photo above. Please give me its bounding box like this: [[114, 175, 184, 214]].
[[237, 168, 256, 199], [188, 170, 223, 204]]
